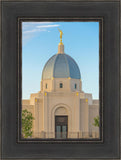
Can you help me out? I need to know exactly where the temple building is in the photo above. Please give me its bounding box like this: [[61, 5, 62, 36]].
[[22, 30, 99, 139]]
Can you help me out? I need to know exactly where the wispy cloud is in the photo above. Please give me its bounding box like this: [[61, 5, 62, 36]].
[[23, 28, 46, 34], [22, 22, 60, 45], [36, 24, 59, 28], [23, 22, 53, 29]]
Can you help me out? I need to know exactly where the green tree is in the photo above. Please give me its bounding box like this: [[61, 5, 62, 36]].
[[93, 116, 99, 127], [22, 109, 34, 138]]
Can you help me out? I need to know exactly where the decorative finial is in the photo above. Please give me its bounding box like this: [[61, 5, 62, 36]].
[[57, 28, 64, 54], [58, 28, 63, 45]]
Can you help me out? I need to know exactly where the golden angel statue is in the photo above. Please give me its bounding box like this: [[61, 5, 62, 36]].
[[58, 28, 63, 40]]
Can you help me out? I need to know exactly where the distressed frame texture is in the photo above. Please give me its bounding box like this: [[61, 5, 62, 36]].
[[1, 0, 120, 159]]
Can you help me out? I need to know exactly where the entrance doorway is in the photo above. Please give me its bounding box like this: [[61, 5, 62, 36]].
[[55, 116, 68, 139]]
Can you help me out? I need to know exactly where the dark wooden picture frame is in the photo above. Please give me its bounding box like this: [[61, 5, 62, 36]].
[[1, 0, 120, 159]]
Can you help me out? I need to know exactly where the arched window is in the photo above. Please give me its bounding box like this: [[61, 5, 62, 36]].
[[45, 83, 48, 89], [75, 84, 77, 89], [60, 83, 63, 88]]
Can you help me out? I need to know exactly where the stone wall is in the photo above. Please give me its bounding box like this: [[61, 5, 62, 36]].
[[88, 104, 99, 133]]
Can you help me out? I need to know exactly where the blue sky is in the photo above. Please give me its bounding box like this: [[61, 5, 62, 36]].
[[22, 22, 99, 99]]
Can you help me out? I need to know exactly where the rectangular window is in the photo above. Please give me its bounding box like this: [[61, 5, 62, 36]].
[[46, 83, 48, 89], [75, 84, 77, 89], [60, 83, 63, 88]]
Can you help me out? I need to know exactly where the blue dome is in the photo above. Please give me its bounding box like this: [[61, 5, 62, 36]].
[[42, 53, 81, 80]]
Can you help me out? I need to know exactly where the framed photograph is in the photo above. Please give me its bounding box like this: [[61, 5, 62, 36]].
[[1, 0, 120, 159], [20, 19, 102, 142]]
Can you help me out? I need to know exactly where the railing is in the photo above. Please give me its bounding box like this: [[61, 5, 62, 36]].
[[32, 131, 99, 139]]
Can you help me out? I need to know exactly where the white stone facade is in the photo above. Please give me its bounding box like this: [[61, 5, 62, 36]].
[[22, 77, 99, 139]]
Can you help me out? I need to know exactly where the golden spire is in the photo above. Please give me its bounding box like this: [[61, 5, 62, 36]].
[[58, 28, 63, 45], [57, 28, 64, 54]]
